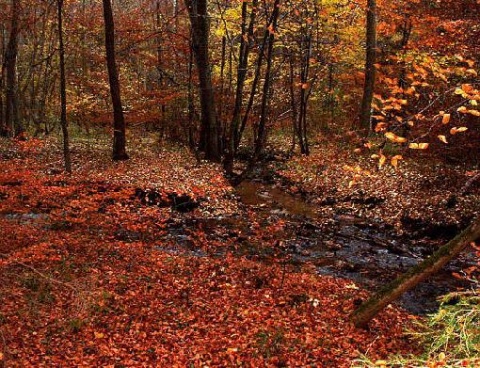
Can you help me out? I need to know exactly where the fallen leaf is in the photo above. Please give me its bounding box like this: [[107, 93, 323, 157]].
[[438, 135, 448, 144]]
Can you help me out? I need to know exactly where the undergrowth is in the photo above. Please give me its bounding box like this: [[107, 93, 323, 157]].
[[354, 288, 480, 368]]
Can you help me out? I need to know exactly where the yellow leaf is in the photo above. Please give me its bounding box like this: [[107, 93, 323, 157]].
[[466, 69, 478, 76], [457, 106, 468, 113], [348, 180, 355, 188], [450, 127, 468, 135], [441, 114, 451, 124], [438, 135, 448, 144], [94, 331, 105, 339], [409, 143, 429, 150], [385, 132, 407, 143], [454, 87, 465, 95], [467, 109, 480, 116], [470, 100, 478, 106], [378, 153, 386, 169], [371, 154, 380, 159]]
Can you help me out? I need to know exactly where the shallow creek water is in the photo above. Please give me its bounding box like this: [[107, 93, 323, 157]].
[[5, 180, 474, 315], [234, 181, 476, 314]]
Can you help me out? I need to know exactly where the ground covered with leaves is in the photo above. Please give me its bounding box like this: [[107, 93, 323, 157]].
[[0, 135, 478, 366]]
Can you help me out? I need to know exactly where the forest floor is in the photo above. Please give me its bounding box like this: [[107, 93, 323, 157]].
[[0, 134, 479, 367]]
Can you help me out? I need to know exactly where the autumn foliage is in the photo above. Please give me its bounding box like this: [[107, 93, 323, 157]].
[[0, 139, 418, 366]]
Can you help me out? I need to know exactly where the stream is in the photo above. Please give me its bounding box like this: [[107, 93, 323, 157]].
[[233, 181, 477, 314], [5, 179, 475, 315]]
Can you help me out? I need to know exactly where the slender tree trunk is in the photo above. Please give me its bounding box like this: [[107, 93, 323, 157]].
[[358, 0, 377, 134], [224, 0, 258, 173], [398, 17, 412, 89], [0, 23, 5, 136], [244, 0, 280, 174], [298, 32, 312, 155], [185, 0, 221, 162], [351, 217, 480, 329], [102, 0, 129, 161], [57, 0, 71, 173], [288, 51, 298, 152], [5, 0, 23, 138], [237, 0, 277, 153], [155, 0, 166, 126], [187, 40, 196, 150]]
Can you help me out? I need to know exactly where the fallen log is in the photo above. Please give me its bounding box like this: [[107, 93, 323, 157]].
[[350, 217, 480, 328]]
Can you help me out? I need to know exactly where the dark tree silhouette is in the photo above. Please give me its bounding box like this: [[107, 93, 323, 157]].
[[102, 0, 129, 161], [358, 0, 377, 134], [185, 0, 221, 162]]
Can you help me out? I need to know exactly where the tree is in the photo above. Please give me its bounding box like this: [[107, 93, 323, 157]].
[[102, 0, 129, 161], [185, 0, 221, 162], [57, 0, 71, 173], [223, 0, 258, 174], [351, 217, 480, 328], [3, 0, 23, 138], [358, 0, 377, 134], [248, 0, 280, 167]]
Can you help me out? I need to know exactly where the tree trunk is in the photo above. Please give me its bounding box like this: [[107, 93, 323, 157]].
[[358, 0, 376, 134], [185, 0, 221, 162], [224, 0, 258, 174], [102, 0, 129, 161], [0, 23, 5, 136], [4, 0, 23, 138], [245, 0, 280, 172], [350, 217, 480, 329], [57, 0, 71, 173]]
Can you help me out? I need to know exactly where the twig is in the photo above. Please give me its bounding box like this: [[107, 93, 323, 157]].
[[461, 172, 480, 195], [0, 253, 76, 291]]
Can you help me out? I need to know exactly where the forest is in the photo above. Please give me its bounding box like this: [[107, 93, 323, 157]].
[[0, 0, 479, 366]]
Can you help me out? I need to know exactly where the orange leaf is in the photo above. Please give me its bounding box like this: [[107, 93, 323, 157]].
[[441, 113, 451, 124], [391, 155, 402, 169]]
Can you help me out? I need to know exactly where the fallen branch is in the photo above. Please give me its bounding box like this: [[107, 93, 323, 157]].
[[350, 217, 480, 328]]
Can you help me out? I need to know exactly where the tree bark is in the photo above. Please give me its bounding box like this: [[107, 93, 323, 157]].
[[358, 0, 377, 134], [185, 0, 221, 162], [4, 0, 23, 138], [102, 0, 129, 161], [350, 217, 480, 329], [57, 0, 71, 173]]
